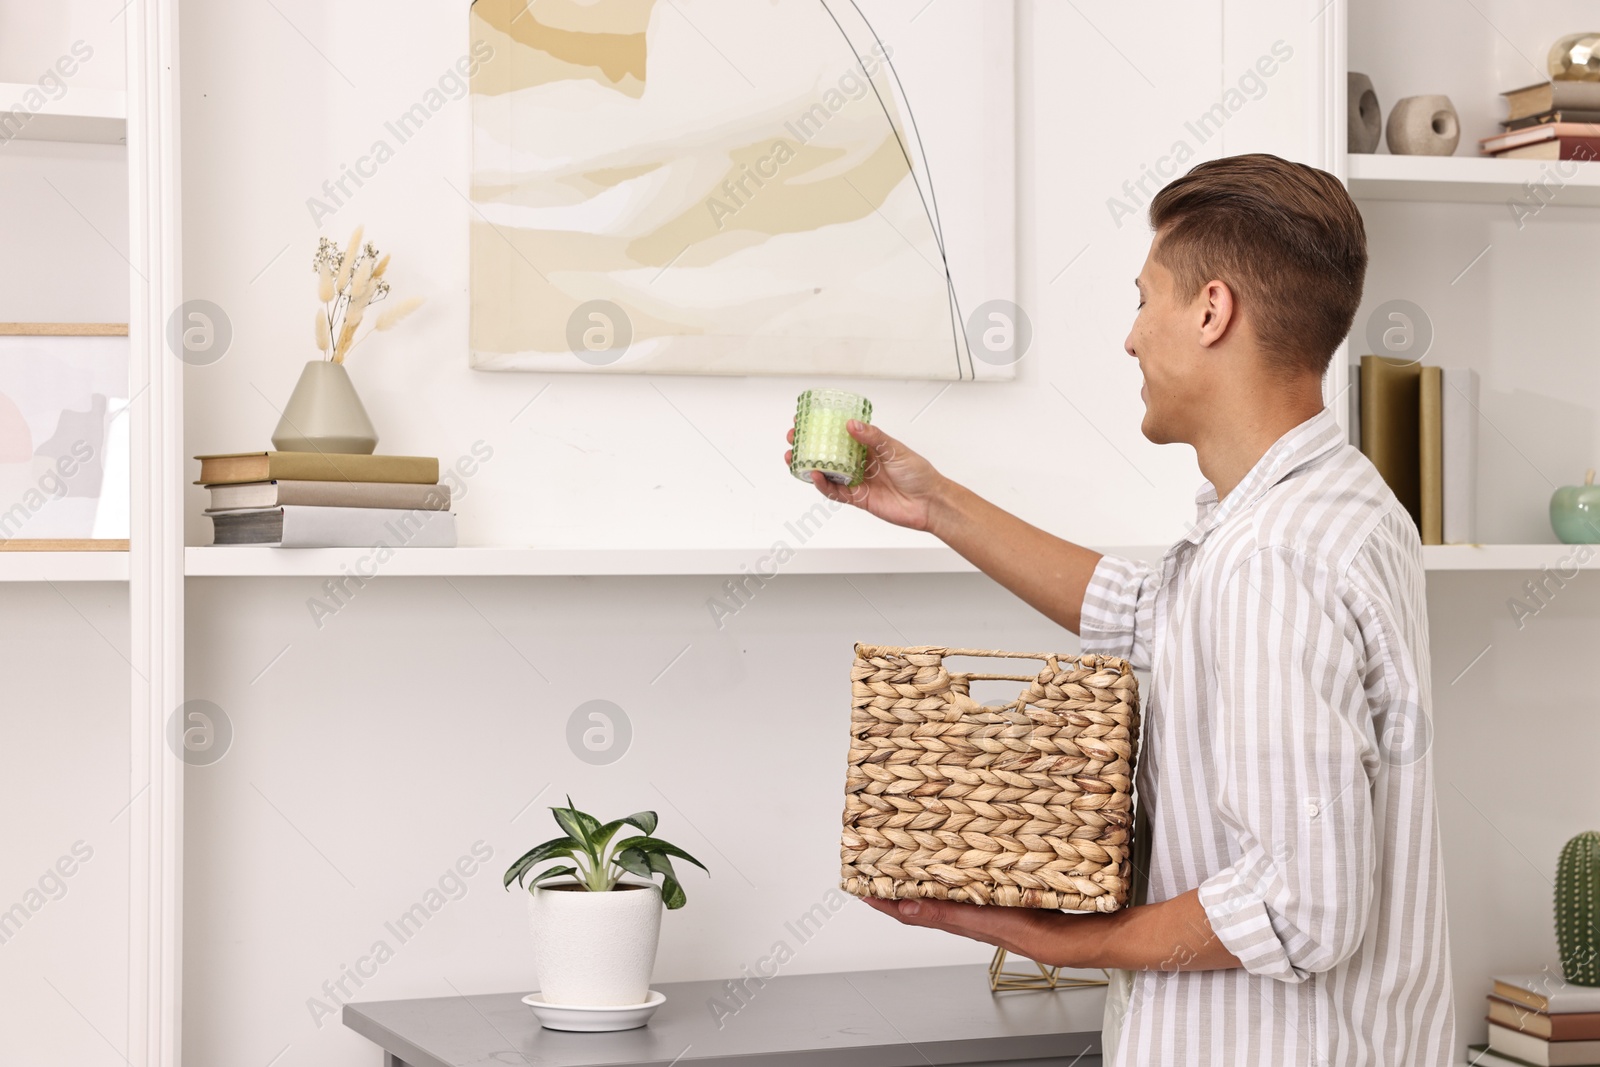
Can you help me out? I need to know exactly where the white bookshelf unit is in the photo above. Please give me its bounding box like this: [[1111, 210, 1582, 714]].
[[1341, 1, 1600, 1061]]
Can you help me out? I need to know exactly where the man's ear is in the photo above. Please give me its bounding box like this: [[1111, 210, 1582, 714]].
[[1197, 279, 1236, 349]]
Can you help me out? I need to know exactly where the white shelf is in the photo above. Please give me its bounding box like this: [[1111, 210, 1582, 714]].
[[1347, 153, 1600, 206], [186, 545, 981, 577], [0, 550, 128, 581], [183, 544, 1175, 577], [0, 82, 126, 144], [179, 543, 1600, 577], [1423, 544, 1599, 571]]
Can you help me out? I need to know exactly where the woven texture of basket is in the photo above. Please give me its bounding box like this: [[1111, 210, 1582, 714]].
[[841, 644, 1141, 912]]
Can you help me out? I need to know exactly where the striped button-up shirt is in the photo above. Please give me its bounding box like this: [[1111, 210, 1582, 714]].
[[1079, 406, 1455, 1066]]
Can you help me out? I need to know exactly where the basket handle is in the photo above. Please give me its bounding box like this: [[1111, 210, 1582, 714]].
[[958, 671, 1047, 682], [855, 644, 1083, 684], [936, 647, 1071, 683]]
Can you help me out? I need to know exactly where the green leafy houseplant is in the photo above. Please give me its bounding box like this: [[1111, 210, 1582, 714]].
[[504, 797, 708, 910]]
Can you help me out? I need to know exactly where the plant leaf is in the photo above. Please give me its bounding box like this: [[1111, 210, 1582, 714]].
[[614, 846, 652, 879], [591, 811, 659, 859], [612, 836, 709, 873], [659, 873, 687, 910], [551, 803, 596, 854], [645, 851, 676, 880], [525, 865, 578, 891], [503, 836, 579, 889]]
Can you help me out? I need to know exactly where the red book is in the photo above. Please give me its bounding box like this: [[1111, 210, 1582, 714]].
[[1479, 121, 1600, 154]]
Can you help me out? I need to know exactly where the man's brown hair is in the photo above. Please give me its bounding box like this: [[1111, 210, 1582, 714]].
[[1147, 153, 1366, 376]]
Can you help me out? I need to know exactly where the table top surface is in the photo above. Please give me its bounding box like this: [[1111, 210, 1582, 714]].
[[342, 962, 1107, 1067]]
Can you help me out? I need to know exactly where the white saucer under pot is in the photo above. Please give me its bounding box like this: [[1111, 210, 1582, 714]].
[[522, 989, 667, 1032]]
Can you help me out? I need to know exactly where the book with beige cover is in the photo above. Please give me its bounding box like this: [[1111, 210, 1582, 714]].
[[193, 451, 439, 486]]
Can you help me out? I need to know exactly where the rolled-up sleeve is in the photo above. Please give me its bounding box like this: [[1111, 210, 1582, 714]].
[[1078, 553, 1160, 671], [1196, 545, 1379, 983]]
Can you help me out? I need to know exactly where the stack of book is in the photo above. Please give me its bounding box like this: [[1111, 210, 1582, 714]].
[[195, 451, 457, 547], [1482, 80, 1600, 160], [1349, 357, 1478, 546], [1467, 972, 1600, 1066]]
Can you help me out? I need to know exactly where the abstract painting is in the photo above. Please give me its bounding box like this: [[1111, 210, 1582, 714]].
[[468, 0, 1015, 379], [0, 325, 129, 544]]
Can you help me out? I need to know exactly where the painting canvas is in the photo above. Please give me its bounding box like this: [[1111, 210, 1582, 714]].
[[0, 325, 130, 543], [468, 0, 1016, 379]]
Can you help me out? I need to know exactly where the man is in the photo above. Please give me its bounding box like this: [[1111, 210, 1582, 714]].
[[785, 154, 1455, 1065]]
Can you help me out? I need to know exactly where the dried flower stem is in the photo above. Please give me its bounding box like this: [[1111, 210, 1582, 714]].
[[311, 224, 421, 363]]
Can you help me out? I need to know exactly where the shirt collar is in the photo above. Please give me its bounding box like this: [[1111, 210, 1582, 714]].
[[1178, 407, 1344, 549]]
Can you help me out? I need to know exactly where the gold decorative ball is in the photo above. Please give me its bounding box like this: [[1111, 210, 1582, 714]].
[[1550, 32, 1600, 81]]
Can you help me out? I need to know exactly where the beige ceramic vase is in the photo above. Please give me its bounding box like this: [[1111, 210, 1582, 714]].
[[270, 359, 378, 454]]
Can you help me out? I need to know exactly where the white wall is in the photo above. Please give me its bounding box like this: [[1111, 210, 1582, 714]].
[[177, 0, 1218, 555]]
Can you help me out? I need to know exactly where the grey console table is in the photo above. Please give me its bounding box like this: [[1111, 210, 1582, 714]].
[[343, 963, 1106, 1067]]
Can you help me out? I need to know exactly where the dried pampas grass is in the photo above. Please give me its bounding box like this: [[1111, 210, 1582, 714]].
[[309, 224, 424, 364]]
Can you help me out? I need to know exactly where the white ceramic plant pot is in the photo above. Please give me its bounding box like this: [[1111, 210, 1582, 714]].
[[527, 881, 662, 1006]]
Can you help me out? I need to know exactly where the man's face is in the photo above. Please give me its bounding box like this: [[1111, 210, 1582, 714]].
[[1125, 241, 1205, 446]]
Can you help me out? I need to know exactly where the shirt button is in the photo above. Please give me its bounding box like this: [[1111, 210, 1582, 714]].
[[1305, 799, 1321, 818]]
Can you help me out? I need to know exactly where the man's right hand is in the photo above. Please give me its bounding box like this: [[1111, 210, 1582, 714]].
[[784, 413, 1105, 637], [785, 418, 947, 534]]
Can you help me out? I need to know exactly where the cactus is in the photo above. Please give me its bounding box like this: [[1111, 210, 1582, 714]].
[[1557, 831, 1600, 986]]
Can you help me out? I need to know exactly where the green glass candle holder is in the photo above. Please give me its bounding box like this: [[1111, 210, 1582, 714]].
[[790, 389, 872, 487]]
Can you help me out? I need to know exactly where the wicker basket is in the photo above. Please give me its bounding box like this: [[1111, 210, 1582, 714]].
[[841, 644, 1141, 912]]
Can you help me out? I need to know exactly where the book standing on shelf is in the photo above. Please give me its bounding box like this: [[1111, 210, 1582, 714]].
[[1353, 358, 1478, 546]]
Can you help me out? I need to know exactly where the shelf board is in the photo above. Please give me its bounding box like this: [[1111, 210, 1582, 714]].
[[184, 544, 1171, 577], [0, 82, 126, 144], [1347, 153, 1600, 206], [0, 550, 128, 581], [1423, 544, 1599, 571], [179, 544, 1600, 577]]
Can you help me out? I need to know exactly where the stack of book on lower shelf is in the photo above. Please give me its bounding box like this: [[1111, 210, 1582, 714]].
[[1349, 357, 1479, 546], [1483, 80, 1600, 161], [195, 451, 456, 548], [1467, 973, 1600, 1066]]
